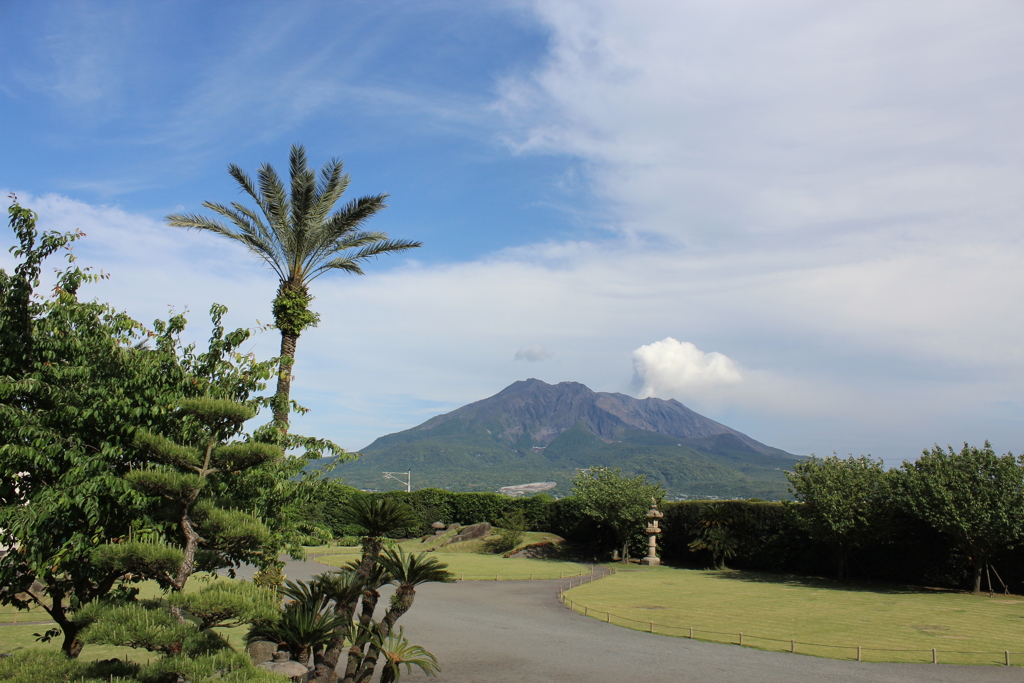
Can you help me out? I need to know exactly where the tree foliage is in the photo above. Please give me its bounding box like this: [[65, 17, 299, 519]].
[[786, 454, 890, 580], [0, 198, 337, 664], [571, 467, 664, 562], [895, 442, 1024, 593]]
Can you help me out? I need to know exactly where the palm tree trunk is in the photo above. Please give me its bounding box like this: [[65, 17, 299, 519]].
[[274, 331, 298, 428]]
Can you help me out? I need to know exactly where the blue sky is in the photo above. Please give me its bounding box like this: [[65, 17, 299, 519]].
[[4, 1, 1024, 469]]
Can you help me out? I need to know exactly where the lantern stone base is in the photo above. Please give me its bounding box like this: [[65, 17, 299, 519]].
[[640, 556, 661, 566]]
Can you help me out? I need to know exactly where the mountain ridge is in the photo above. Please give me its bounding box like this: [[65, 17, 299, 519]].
[[324, 378, 799, 499]]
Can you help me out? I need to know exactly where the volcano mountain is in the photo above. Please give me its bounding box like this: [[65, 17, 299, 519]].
[[319, 378, 801, 499]]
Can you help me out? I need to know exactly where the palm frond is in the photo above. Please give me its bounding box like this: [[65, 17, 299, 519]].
[[167, 146, 419, 292]]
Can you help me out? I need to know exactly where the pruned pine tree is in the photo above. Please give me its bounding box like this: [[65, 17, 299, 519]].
[[78, 398, 294, 681], [125, 398, 282, 601], [166, 144, 422, 428]]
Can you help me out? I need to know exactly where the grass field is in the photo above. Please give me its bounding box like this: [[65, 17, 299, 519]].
[[312, 532, 591, 580], [564, 565, 1024, 666]]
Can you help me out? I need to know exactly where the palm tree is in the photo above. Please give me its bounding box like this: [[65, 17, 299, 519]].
[[166, 145, 422, 428]]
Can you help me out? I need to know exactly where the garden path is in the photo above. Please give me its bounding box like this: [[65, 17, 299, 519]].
[[269, 558, 1022, 683]]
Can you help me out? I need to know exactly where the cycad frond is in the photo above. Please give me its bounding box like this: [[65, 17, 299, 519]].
[[375, 627, 440, 682], [378, 546, 454, 588], [340, 496, 419, 538]]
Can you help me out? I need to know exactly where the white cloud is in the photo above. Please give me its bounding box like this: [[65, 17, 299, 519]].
[[515, 345, 553, 362], [7, 2, 1024, 465], [632, 338, 741, 399]]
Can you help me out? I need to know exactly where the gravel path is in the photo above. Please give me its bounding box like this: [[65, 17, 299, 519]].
[[275, 558, 1023, 683]]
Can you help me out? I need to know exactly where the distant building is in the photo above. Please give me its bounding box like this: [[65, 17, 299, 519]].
[[498, 482, 557, 497]]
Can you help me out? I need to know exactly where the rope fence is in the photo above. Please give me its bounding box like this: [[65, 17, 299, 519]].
[[558, 572, 1021, 667]]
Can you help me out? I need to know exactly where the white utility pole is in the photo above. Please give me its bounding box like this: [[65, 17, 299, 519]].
[[382, 470, 411, 493]]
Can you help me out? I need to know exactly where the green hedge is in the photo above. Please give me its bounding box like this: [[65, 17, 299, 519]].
[[297, 483, 556, 539], [294, 486, 1024, 592]]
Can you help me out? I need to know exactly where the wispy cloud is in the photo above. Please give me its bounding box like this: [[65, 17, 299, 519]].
[[515, 345, 553, 362]]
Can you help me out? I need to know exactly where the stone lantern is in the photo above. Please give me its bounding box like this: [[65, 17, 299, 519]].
[[641, 499, 663, 566]]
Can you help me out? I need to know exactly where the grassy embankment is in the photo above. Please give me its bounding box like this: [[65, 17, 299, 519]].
[[311, 529, 591, 580], [565, 565, 1024, 666]]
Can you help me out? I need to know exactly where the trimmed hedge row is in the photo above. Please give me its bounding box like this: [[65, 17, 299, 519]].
[[297, 485, 1024, 591]]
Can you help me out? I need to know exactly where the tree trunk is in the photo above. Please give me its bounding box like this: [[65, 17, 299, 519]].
[[972, 559, 984, 594], [274, 331, 299, 428], [835, 546, 848, 582], [312, 645, 342, 683], [60, 623, 83, 658], [356, 592, 415, 683]]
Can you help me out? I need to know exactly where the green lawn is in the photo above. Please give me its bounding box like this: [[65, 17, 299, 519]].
[[564, 565, 1024, 666], [313, 532, 591, 581]]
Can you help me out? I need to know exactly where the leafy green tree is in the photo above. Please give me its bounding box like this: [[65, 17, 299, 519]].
[[0, 199, 195, 656], [895, 442, 1024, 593], [786, 454, 890, 580], [0, 198, 332, 659], [166, 144, 422, 428], [571, 467, 664, 563]]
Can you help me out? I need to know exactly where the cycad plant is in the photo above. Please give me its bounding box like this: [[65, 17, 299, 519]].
[[341, 494, 420, 576], [303, 496, 450, 683], [166, 145, 422, 428], [246, 601, 349, 664], [375, 627, 441, 683], [125, 397, 282, 600]]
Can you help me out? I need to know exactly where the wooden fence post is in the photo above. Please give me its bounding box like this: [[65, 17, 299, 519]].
[[649, 622, 654, 633], [739, 632, 743, 646], [689, 627, 693, 639], [932, 649, 937, 664], [857, 646, 861, 662], [1005, 651, 1010, 666], [790, 640, 795, 654]]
